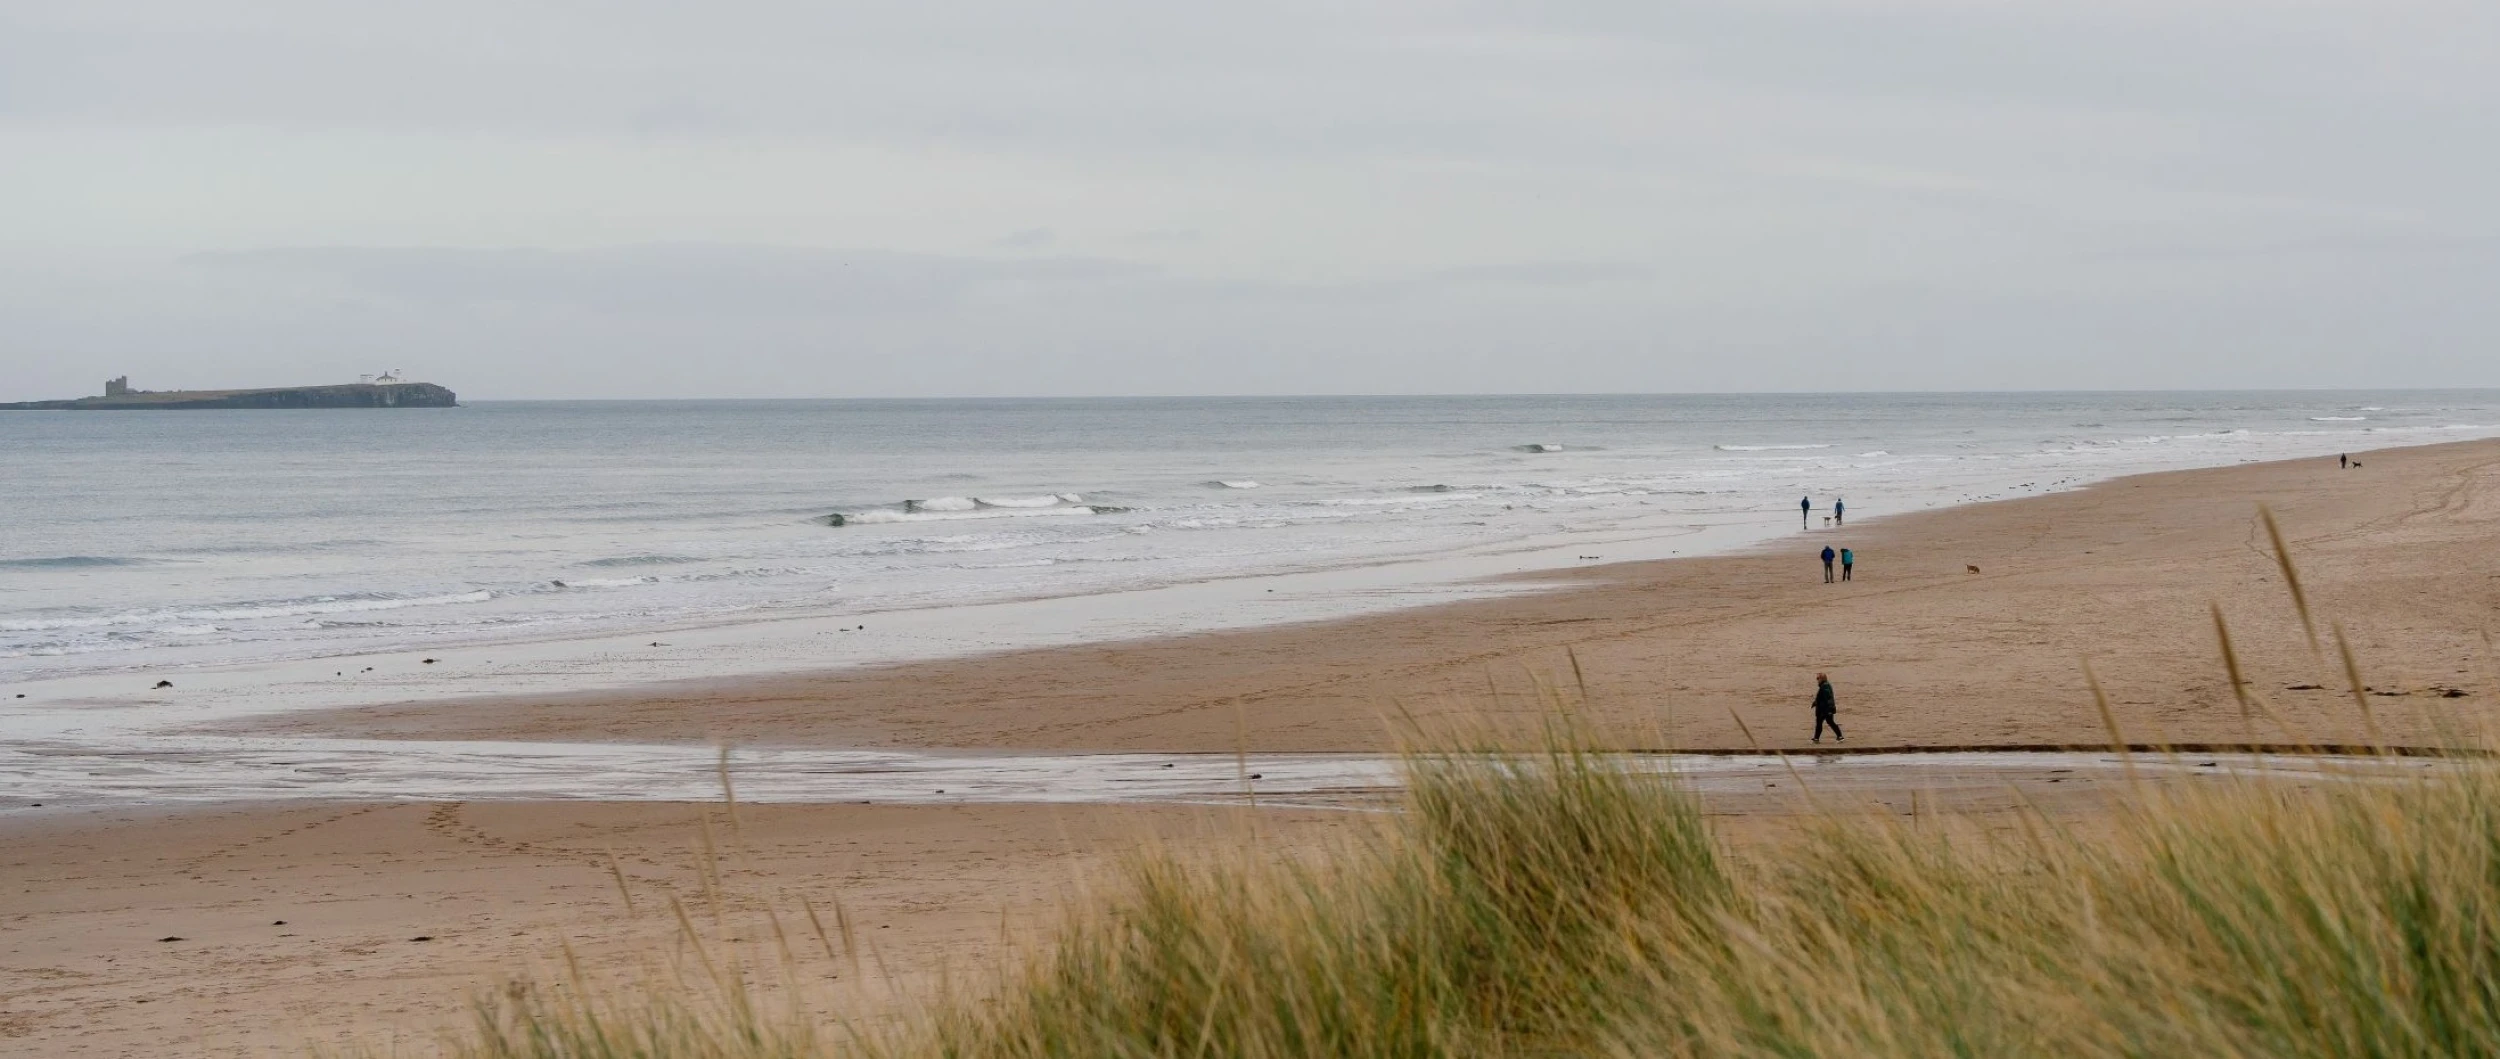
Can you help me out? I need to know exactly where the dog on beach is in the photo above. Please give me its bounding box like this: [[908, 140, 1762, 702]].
[[1966, 564, 1981, 574]]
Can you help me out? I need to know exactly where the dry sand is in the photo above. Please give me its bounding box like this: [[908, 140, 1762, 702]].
[[294, 438, 2500, 754], [12, 438, 2500, 1055], [0, 800, 1353, 1057]]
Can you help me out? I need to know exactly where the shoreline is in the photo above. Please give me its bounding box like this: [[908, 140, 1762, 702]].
[[11, 436, 2498, 1052], [12, 410, 2489, 699], [266, 436, 2500, 756]]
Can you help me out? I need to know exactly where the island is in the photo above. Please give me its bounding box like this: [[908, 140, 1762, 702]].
[[0, 375, 458, 410]]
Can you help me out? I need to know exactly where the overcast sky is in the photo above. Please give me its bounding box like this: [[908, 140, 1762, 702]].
[[5, 1, 2497, 399]]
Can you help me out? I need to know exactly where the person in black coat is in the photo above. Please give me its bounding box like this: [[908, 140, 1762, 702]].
[[1812, 673, 1843, 743]]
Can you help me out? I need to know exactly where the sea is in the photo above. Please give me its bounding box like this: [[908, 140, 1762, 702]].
[[6, 391, 2500, 686]]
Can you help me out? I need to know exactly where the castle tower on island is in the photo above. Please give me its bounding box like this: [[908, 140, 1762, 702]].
[[104, 376, 132, 397]]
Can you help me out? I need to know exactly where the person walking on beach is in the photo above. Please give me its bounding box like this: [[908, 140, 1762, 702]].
[[1801, 495, 1812, 528], [2340, 453, 2349, 469], [1821, 545, 1836, 583], [1834, 498, 1845, 526], [1840, 547, 1854, 581], [1812, 673, 1843, 743]]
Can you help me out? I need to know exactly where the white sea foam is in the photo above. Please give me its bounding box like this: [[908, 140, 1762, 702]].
[[1209, 480, 1261, 489], [2311, 416, 2367, 422], [1715, 443, 1831, 451], [905, 496, 979, 512], [976, 495, 1076, 508]]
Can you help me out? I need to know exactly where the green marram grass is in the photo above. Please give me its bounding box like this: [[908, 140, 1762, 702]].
[[430, 734, 2500, 1058]]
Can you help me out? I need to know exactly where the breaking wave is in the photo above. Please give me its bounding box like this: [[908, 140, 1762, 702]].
[[1715, 443, 1831, 452], [580, 554, 704, 568], [2310, 416, 2367, 422], [825, 506, 1097, 527], [0, 556, 164, 570], [0, 591, 496, 633], [1514, 443, 1564, 453], [976, 494, 1085, 508], [1207, 480, 1261, 489], [825, 494, 1102, 526]]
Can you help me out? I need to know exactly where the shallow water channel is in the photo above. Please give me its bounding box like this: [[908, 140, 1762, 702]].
[[0, 736, 2444, 812]]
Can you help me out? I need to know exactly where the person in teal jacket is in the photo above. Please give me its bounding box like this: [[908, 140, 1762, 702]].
[[1840, 547, 1854, 581]]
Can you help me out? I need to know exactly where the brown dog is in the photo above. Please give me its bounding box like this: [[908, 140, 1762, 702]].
[[1966, 564, 1981, 574]]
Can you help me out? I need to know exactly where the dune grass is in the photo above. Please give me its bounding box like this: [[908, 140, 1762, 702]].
[[431, 730, 2500, 1058]]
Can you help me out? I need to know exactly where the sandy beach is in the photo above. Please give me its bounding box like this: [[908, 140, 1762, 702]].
[[9, 438, 2499, 1055], [292, 437, 2500, 755], [0, 800, 1363, 1057]]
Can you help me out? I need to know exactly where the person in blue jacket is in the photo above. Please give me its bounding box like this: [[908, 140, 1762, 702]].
[[1821, 544, 1836, 583], [1834, 498, 1845, 526]]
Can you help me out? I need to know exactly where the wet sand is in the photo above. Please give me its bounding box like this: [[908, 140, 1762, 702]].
[[291, 438, 2500, 754]]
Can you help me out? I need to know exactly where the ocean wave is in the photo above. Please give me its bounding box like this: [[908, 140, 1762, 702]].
[[553, 577, 652, 589], [1714, 443, 1831, 452], [976, 494, 1082, 508], [826, 493, 1101, 526], [1207, 480, 1261, 489], [1317, 492, 1484, 506], [2310, 416, 2367, 422], [1855, 451, 1890, 457], [0, 590, 496, 633], [1515, 443, 1564, 453], [179, 591, 497, 623], [0, 556, 165, 570], [824, 506, 1098, 527], [580, 554, 705, 568]]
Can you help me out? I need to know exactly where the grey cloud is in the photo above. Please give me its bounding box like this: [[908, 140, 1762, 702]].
[[182, 244, 1156, 315], [1424, 262, 1652, 287], [5, 1, 2500, 398], [175, 244, 1653, 318]]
